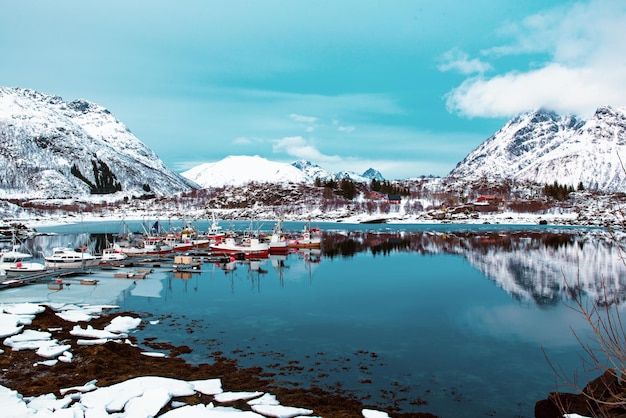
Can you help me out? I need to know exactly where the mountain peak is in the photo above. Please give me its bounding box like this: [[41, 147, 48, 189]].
[[362, 168, 384, 181], [449, 106, 626, 191]]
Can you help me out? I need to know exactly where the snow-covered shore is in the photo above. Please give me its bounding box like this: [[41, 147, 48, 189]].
[[6, 208, 585, 232]]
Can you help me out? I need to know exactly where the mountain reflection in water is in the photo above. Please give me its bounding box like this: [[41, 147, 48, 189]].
[[322, 229, 626, 306]]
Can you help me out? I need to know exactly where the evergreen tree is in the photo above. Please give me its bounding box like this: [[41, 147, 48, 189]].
[[340, 178, 356, 200]]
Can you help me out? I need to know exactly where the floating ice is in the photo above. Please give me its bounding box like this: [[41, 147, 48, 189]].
[[3, 329, 52, 348], [2, 303, 45, 316], [362, 409, 391, 418], [56, 309, 95, 322], [191, 378, 223, 396], [0, 313, 24, 338], [36, 342, 72, 358], [70, 324, 126, 339], [60, 379, 98, 395], [214, 391, 264, 403], [104, 315, 141, 333], [140, 351, 167, 357], [250, 404, 314, 417]]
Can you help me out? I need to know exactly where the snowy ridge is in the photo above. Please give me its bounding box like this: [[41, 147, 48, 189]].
[[0, 87, 195, 199], [449, 106, 626, 191], [182, 155, 385, 187], [182, 155, 309, 187]]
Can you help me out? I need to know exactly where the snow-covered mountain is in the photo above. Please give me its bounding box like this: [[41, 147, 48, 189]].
[[449, 106, 626, 191], [182, 155, 309, 187], [183, 156, 385, 187], [0, 87, 196, 199]]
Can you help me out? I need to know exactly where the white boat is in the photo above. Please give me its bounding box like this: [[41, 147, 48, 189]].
[[44, 247, 100, 269], [0, 247, 46, 276], [114, 236, 175, 256], [100, 247, 128, 264]]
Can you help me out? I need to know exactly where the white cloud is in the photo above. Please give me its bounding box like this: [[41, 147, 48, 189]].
[[444, 0, 626, 118], [437, 48, 492, 75], [338, 125, 355, 133], [232, 136, 253, 145], [272, 136, 342, 164], [289, 113, 318, 123]]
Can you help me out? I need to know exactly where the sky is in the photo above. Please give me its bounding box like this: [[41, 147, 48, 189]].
[[1, 0, 625, 180]]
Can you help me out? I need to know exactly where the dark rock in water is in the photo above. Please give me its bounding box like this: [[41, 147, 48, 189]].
[[535, 370, 626, 418], [534, 392, 590, 418]]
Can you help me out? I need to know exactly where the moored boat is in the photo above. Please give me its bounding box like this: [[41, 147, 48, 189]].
[[268, 218, 289, 254], [114, 236, 174, 256], [44, 247, 100, 269], [100, 247, 128, 265], [0, 247, 46, 276], [163, 233, 195, 252], [288, 224, 322, 248], [204, 212, 226, 245], [210, 236, 269, 258]]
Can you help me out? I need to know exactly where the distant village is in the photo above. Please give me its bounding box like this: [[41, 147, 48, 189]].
[[2, 175, 622, 228]]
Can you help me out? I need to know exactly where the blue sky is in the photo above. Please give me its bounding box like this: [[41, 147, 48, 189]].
[[2, 1, 625, 179]]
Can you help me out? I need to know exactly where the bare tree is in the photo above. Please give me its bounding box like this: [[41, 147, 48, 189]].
[[539, 206, 626, 418]]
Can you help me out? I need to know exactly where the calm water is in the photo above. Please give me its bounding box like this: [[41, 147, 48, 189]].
[[26, 221, 626, 417]]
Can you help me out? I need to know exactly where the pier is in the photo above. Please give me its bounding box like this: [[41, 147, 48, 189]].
[[0, 269, 90, 290]]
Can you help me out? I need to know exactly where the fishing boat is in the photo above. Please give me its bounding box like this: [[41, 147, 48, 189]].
[[114, 235, 175, 256], [288, 223, 322, 248], [202, 212, 226, 245], [44, 247, 100, 269], [163, 233, 195, 252], [210, 236, 269, 258], [268, 218, 289, 254]]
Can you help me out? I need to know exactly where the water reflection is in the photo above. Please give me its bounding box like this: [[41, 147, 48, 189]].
[[321, 229, 626, 306], [6, 225, 622, 417], [10, 228, 624, 307]]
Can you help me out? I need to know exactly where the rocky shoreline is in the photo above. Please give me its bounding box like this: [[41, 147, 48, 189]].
[[5, 305, 618, 418], [1, 305, 437, 418]]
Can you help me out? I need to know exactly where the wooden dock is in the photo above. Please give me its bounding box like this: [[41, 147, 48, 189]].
[[0, 269, 93, 290]]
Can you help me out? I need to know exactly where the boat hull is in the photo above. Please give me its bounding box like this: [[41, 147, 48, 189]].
[[44, 258, 101, 269], [4, 263, 47, 276], [209, 246, 270, 258], [210, 237, 270, 258], [287, 240, 322, 249]]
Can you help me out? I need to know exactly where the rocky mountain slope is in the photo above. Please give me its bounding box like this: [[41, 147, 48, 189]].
[[0, 87, 196, 199], [449, 106, 626, 191]]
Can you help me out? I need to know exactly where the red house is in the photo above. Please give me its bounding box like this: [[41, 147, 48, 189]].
[[387, 195, 402, 204]]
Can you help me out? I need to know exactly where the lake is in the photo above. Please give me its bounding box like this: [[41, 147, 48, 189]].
[[14, 221, 626, 417]]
